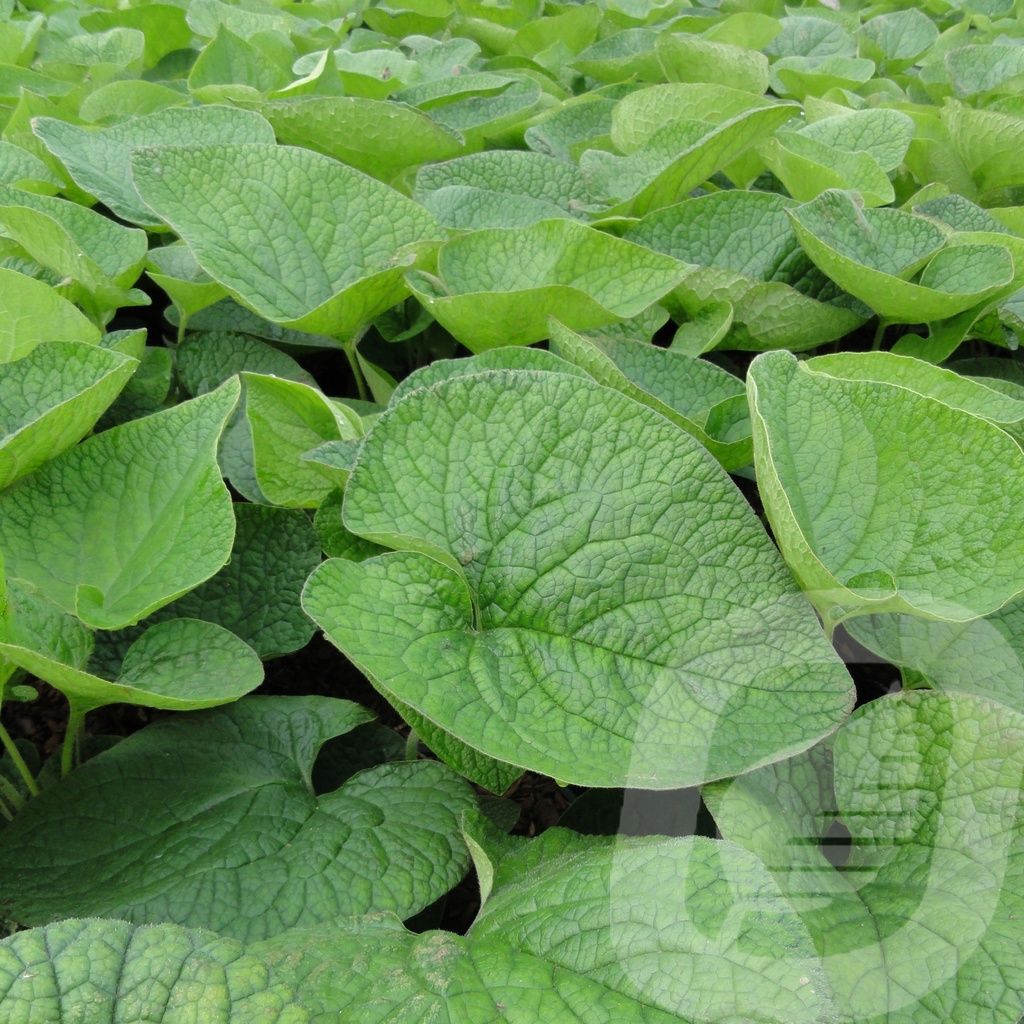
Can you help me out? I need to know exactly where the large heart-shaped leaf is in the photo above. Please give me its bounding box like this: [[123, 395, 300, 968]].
[[131, 143, 440, 341], [303, 369, 853, 788], [0, 379, 240, 629], [705, 691, 1024, 1024], [405, 220, 687, 351], [0, 578, 262, 712], [747, 350, 1024, 630], [0, 919, 309, 1024], [0, 697, 475, 942], [625, 190, 867, 351], [0, 341, 137, 489], [32, 106, 275, 227]]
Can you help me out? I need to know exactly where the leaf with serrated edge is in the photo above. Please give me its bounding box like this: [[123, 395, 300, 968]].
[[303, 369, 853, 788]]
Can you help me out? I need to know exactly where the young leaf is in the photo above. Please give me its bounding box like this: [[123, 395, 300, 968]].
[[0, 919, 309, 1024], [32, 106, 276, 228], [789, 190, 1015, 322], [0, 267, 100, 363], [177, 331, 316, 396], [303, 370, 853, 789], [131, 143, 440, 341], [0, 697, 476, 942], [0, 341, 137, 489], [0, 379, 240, 630], [0, 579, 262, 712], [747, 351, 1024, 629], [262, 96, 465, 185], [405, 219, 688, 351], [626, 190, 866, 351]]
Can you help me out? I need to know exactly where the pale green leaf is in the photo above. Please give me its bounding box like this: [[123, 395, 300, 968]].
[[0, 140, 59, 194], [0, 341, 137, 489], [747, 350, 1024, 628], [32, 106, 275, 228], [303, 369, 853, 788], [655, 32, 769, 94], [0, 380, 240, 629], [405, 219, 686, 351], [0, 579, 262, 712], [0, 266, 100, 363], [178, 331, 315, 396], [131, 144, 440, 341]]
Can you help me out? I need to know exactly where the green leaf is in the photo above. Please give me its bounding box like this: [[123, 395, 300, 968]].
[[0, 379, 240, 630], [146, 242, 228, 326], [765, 15, 857, 59], [706, 691, 1024, 1024], [80, 4, 193, 69], [788, 190, 1015, 322], [0, 697, 475, 942], [845, 598, 1024, 714], [131, 143, 440, 341], [858, 9, 938, 69], [77, 80, 189, 123], [747, 350, 1024, 629], [656, 32, 769, 93], [177, 331, 315, 396], [187, 25, 289, 103], [132, 503, 321, 661], [244, 373, 361, 508], [423, 78, 543, 151], [466, 831, 835, 1024], [945, 44, 1024, 99], [0, 919, 309, 1024], [942, 102, 1024, 198], [0, 579, 262, 712], [262, 96, 465, 185], [0, 341, 137, 489], [581, 99, 798, 217], [405, 219, 687, 351], [770, 56, 876, 100], [388, 345, 588, 405], [626, 190, 867, 351], [413, 149, 589, 230], [548, 320, 752, 470], [0, 185, 148, 322], [0, 267, 100, 363], [524, 96, 618, 162], [0, 140, 59, 194], [254, 914, 683, 1024], [303, 369, 853, 788], [32, 106, 276, 228]]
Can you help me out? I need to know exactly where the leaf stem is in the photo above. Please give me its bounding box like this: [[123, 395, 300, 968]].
[[0, 720, 38, 798], [0, 772, 25, 814], [871, 319, 887, 351], [342, 338, 369, 403], [60, 705, 87, 778], [404, 729, 420, 761]]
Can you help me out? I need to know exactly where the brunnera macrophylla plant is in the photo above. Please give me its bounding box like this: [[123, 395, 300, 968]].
[[0, 0, 1023, 1022]]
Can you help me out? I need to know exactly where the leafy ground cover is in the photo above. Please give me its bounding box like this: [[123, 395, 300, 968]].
[[1, 0, 1024, 1020]]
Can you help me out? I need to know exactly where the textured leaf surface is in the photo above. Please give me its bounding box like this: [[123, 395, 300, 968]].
[[0, 266, 101, 363], [32, 106, 275, 226], [177, 330, 316, 396], [548, 320, 752, 469], [0, 341, 136, 489], [254, 915, 683, 1024], [0, 379, 239, 629], [405, 220, 687, 350], [0, 697, 475, 941], [789, 190, 1015, 322], [468, 830, 835, 1024], [0, 578, 262, 711], [131, 143, 440, 339], [626, 190, 866, 351], [748, 351, 1024, 627], [706, 691, 1024, 1024], [303, 370, 853, 788], [0, 919, 309, 1024]]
